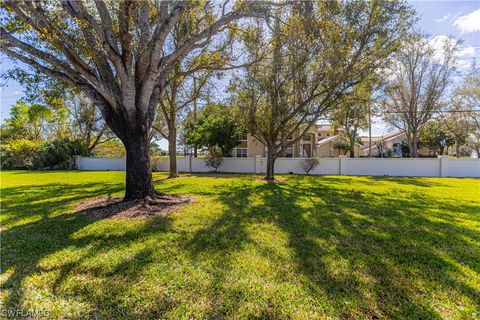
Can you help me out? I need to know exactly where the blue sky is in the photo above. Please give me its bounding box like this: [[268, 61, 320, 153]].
[[408, 0, 479, 72], [1, 1, 479, 147]]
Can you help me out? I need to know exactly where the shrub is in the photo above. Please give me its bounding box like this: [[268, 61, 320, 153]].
[[204, 151, 224, 172], [1, 139, 42, 169], [302, 157, 320, 175], [39, 138, 86, 169], [151, 156, 166, 172]]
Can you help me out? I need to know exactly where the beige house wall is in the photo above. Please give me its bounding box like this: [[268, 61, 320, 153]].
[[317, 143, 332, 157], [316, 136, 360, 158], [235, 127, 319, 158], [363, 134, 436, 157], [247, 135, 265, 157]]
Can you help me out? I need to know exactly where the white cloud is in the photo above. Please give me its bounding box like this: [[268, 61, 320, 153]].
[[429, 35, 451, 49], [436, 10, 465, 24], [429, 35, 457, 62], [436, 13, 451, 23], [428, 36, 478, 73], [453, 9, 480, 33], [457, 58, 472, 71], [457, 46, 479, 57]]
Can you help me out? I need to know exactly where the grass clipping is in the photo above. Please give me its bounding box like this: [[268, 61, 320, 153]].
[[75, 193, 193, 219]]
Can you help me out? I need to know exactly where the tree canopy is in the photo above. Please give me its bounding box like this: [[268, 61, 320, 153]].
[[183, 103, 242, 157], [232, 0, 415, 179], [1, 0, 270, 199]]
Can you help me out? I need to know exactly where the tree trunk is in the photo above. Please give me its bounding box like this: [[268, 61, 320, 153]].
[[349, 144, 355, 158], [124, 132, 155, 201], [368, 106, 372, 157], [168, 127, 179, 178], [455, 139, 460, 158], [193, 79, 198, 158], [265, 147, 277, 181], [410, 134, 418, 158]]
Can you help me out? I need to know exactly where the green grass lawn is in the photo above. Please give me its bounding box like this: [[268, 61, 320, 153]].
[[1, 171, 479, 319]]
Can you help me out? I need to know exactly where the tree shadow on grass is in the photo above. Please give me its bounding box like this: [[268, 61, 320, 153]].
[[0, 182, 123, 225], [185, 176, 480, 318], [368, 175, 454, 188], [1, 181, 179, 318]]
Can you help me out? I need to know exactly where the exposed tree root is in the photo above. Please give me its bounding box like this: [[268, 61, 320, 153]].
[[75, 193, 193, 219]]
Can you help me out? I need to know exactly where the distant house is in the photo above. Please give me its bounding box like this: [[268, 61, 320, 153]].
[[360, 131, 436, 157], [233, 124, 361, 158], [317, 135, 362, 157], [233, 126, 319, 158], [316, 124, 361, 157]]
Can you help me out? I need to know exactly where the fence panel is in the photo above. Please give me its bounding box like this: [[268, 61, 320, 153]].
[[341, 158, 440, 177], [76, 156, 126, 170], [220, 158, 256, 173], [448, 159, 480, 177], [311, 159, 340, 175], [75, 156, 479, 178]]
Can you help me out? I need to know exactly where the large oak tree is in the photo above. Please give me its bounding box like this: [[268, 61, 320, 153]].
[[1, 0, 268, 200]]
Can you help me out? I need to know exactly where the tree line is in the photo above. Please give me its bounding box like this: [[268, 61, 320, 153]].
[[1, 1, 478, 201]]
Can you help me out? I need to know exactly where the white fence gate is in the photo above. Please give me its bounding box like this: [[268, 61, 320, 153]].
[[75, 155, 480, 178]]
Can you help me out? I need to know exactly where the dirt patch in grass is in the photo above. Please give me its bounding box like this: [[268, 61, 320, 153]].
[[74, 194, 193, 219]]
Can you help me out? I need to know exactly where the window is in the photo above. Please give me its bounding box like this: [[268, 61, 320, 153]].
[[287, 135, 293, 141], [284, 148, 293, 157], [303, 135, 311, 141], [318, 132, 322, 137], [392, 143, 400, 155], [326, 132, 331, 137], [236, 148, 248, 158], [240, 132, 248, 141]]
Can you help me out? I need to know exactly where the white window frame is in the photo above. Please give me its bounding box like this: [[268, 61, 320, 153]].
[[284, 147, 294, 158], [236, 148, 248, 158]]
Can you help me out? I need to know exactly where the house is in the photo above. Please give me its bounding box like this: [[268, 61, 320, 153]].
[[233, 126, 319, 158], [316, 124, 361, 157], [317, 135, 362, 157], [233, 124, 361, 158], [360, 131, 436, 157]]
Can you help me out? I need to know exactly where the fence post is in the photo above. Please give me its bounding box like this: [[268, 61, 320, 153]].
[[255, 155, 261, 174], [75, 156, 81, 170], [188, 155, 192, 173], [438, 155, 448, 177], [338, 155, 346, 175]]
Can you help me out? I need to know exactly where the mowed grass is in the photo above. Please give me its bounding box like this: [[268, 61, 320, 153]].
[[1, 171, 479, 319]]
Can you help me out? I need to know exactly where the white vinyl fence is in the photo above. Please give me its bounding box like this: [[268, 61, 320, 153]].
[[75, 155, 479, 178], [75, 156, 126, 171]]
